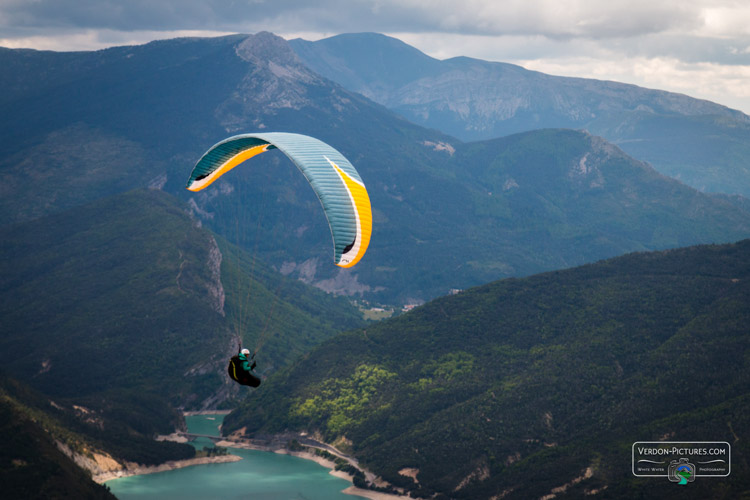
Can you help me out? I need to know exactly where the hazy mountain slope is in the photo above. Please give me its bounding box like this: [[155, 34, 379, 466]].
[[290, 32, 750, 197], [0, 36, 250, 223], [407, 129, 750, 299], [288, 31, 445, 98], [225, 240, 750, 499], [1, 33, 749, 305], [0, 188, 362, 407]]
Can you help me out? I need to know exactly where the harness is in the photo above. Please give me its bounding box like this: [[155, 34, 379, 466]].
[[228, 354, 261, 387]]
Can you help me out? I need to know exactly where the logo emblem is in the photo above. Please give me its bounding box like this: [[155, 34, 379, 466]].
[[668, 458, 695, 485]]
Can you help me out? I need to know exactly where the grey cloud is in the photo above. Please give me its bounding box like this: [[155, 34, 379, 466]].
[[2, 0, 749, 69], [611, 33, 750, 66], [0, 0, 701, 39], [1, 0, 229, 31]]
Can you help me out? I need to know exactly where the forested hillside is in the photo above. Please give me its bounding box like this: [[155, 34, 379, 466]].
[[0, 188, 364, 483], [225, 240, 750, 499], [0, 188, 362, 404], [1, 371, 118, 500]]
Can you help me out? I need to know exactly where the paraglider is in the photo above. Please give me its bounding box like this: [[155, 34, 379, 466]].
[[186, 132, 372, 268], [228, 347, 261, 388], [187, 132, 372, 388]]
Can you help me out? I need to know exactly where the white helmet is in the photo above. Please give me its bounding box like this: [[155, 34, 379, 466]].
[[241, 348, 250, 356]]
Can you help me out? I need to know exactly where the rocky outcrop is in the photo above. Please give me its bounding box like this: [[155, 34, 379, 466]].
[[91, 455, 243, 484], [55, 441, 124, 480], [175, 234, 225, 316], [313, 268, 378, 296], [205, 236, 225, 316], [217, 32, 329, 132]]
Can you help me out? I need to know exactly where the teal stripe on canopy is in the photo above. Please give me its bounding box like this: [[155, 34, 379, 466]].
[[188, 136, 275, 182]]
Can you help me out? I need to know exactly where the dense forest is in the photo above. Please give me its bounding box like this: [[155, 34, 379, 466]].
[[226, 240, 750, 499], [0, 372, 118, 499]]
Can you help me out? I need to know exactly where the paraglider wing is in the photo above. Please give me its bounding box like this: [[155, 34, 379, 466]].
[[186, 132, 371, 267]]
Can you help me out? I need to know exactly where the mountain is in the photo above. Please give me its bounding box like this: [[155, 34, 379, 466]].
[[0, 187, 365, 482], [0, 32, 459, 304], [0, 32, 444, 226], [224, 240, 750, 499], [1, 372, 118, 500], [0, 369, 204, 497], [1, 33, 749, 306], [421, 129, 750, 288], [290, 33, 750, 198], [0, 188, 363, 405]]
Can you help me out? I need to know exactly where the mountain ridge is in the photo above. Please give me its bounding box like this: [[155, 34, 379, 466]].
[[290, 32, 750, 197], [1, 32, 749, 305], [290, 32, 746, 124]]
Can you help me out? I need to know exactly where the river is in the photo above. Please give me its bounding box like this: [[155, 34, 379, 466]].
[[106, 414, 368, 500]]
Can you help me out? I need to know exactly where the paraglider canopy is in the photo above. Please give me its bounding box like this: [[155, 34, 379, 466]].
[[186, 132, 372, 268]]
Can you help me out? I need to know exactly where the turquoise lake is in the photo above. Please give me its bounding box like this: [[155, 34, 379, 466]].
[[106, 414, 366, 500]]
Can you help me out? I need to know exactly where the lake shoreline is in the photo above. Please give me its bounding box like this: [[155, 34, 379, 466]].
[[215, 436, 409, 500], [103, 413, 409, 499], [182, 409, 233, 416], [94, 454, 243, 483]]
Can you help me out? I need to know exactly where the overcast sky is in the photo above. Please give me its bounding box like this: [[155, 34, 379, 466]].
[[2, 0, 749, 115]]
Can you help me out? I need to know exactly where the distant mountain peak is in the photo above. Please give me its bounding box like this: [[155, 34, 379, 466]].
[[236, 31, 306, 69], [217, 32, 328, 132]]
